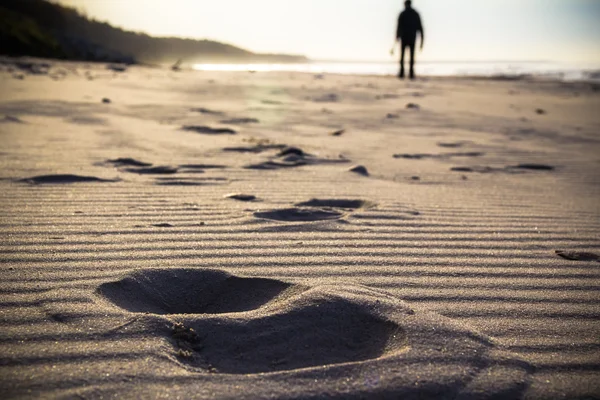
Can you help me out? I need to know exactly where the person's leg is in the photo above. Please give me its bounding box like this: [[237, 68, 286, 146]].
[[409, 42, 416, 79], [399, 40, 406, 79]]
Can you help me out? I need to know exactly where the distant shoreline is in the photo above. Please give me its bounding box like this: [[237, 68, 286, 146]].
[[2, 56, 599, 86]]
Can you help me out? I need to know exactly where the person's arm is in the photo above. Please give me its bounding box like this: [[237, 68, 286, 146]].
[[418, 14, 424, 50], [396, 14, 403, 41], [391, 14, 402, 55]]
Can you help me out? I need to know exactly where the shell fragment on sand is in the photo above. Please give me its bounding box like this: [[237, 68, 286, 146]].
[[555, 250, 600, 262]]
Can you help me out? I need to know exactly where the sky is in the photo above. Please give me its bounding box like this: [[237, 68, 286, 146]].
[[55, 0, 600, 63]]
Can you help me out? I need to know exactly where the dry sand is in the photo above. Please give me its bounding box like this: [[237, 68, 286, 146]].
[[0, 59, 599, 399]]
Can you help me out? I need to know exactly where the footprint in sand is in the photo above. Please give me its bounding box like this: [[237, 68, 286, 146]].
[[125, 166, 178, 175], [508, 163, 555, 171], [245, 147, 349, 170], [220, 118, 260, 125], [182, 126, 237, 135], [437, 141, 471, 148], [254, 208, 344, 222], [246, 158, 308, 170], [93, 268, 531, 394], [394, 153, 430, 160], [106, 158, 152, 167], [254, 199, 371, 223], [450, 152, 485, 158], [394, 152, 484, 160], [261, 99, 283, 105], [97, 269, 404, 374], [152, 223, 174, 228], [190, 107, 225, 116], [179, 164, 227, 170], [1, 115, 24, 124], [223, 144, 286, 154], [19, 174, 120, 184], [451, 164, 554, 174], [451, 166, 496, 173], [278, 147, 306, 157], [312, 93, 339, 103], [98, 269, 303, 316], [155, 177, 226, 186], [376, 94, 400, 100], [295, 199, 373, 210], [226, 193, 258, 202]]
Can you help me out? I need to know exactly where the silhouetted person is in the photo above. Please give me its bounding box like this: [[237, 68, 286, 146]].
[[394, 0, 424, 79]]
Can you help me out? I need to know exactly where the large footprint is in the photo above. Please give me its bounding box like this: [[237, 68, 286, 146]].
[[92, 268, 532, 398], [254, 198, 372, 222]]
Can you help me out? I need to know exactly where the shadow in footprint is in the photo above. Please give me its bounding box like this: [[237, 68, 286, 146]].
[[394, 153, 431, 160], [451, 164, 554, 174], [254, 208, 344, 222], [182, 126, 236, 135], [191, 297, 403, 374], [190, 108, 225, 116], [98, 269, 305, 315], [220, 118, 259, 124], [226, 193, 258, 202], [437, 141, 471, 148], [69, 116, 107, 126], [155, 177, 226, 186], [246, 158, 308, 170], [246, 147, 349, 170], [152, 223, 174, 228], [106, 158, 152, 167], [295, 199, 373, 210], [508, 164, 555, 171], [125, 166, 178, 175], [223, 144, 286, 154], [394, 152, 484, 160], [19, 174, 119, 184], [179, 164, 227, 170], [349, 165, 369, 176], [451, 166, 497, 174]]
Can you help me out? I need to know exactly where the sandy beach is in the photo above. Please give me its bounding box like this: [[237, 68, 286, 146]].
[[0, 60, 599, 399]]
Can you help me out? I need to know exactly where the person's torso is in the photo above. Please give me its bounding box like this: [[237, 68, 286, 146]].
[[399, 9, 420, 40]]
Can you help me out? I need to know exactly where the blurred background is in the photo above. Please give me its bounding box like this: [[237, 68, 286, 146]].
[[2, 0, 599, 79]]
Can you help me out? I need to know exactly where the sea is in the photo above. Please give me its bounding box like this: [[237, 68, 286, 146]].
[[193, 61, 600, 82]]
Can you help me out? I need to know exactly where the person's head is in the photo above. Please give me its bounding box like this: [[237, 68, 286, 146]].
[[404, 0, 412, 9]]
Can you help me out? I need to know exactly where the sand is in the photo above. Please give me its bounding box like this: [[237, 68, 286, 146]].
[[0, 59, 599, 399]]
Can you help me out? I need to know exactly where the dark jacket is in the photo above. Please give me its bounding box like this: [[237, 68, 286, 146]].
[[396, 8, 423, 43]]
